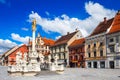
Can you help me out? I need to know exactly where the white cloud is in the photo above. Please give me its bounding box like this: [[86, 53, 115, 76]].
[[0, 0, 6, 4], [45, 11, 50, 16], [28, 1, 116, 37], [11, 33, 31, 44], [0, 39, 17, 54], [21, 27, 29, 31]]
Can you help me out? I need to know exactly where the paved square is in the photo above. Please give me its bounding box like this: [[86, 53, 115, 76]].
[[0, 66, 120, 80]]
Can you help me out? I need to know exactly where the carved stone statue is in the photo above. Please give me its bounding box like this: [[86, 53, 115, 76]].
[[16, 52, 20, 64], [48, 55, 51, 63], [32, 19, 36, 31], [16, 51, 22, 65], [39, 53, 44, 63], [24, 52, 27, 61]]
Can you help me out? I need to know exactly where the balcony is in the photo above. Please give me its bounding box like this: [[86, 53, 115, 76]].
[[36, 47, 47, 50], [85, 56, 106, 60]]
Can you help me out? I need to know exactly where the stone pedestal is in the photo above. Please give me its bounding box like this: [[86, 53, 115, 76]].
[[49, 63, 56, 71]]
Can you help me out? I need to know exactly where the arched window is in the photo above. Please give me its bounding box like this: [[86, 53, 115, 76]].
[[37, 39, 40, 44]]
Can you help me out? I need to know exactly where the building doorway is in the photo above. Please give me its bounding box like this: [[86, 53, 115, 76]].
[[100, 61, 105, 68], [88, 62, 91, 68], [93, 61, 97, 68], [109, 61, 114, 69]]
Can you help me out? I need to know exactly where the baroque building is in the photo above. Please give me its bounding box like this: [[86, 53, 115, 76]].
[[28, 33, 55, 61], [85, 17, 113, 68], [85, 10, 120, 69], [1, 44, 28, 66], [106, 11, 120, 68], [50, 30, 83, 67], [68, 38, 85, 68]]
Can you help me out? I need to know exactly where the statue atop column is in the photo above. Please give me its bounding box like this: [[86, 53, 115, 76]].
[[32, 19, 36, 31]]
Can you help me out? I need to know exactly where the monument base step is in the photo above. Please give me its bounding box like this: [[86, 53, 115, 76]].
[[8, 71, 40, 76]]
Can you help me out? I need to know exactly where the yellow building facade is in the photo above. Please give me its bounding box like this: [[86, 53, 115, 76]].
[[85, 34, 107, 68], [85, 17, 114, 68]]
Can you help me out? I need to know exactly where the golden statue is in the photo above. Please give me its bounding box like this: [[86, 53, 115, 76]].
[[32, 19, 36, 31]]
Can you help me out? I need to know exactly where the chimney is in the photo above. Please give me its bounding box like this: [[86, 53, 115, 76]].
[[117, 10, 120, 15], [104, 17, 107, 24], [75, 28, 78, 32], [67, 32, 70, 35]]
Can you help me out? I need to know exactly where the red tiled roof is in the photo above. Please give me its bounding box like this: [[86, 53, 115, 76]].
[[69, 38, 85, 48], [42, 38, 55, 46], [2, 46, 18, 57], [2, 44, 28, 57], [90, 18, 114, 36], [108, 12, 120, 34], [53, 31, 78, 46], [29, 38, 55, 46]]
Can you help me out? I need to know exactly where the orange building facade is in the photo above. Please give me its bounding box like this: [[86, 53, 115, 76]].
[[2, 44, 28, 66], [69, 38, 85, 68]]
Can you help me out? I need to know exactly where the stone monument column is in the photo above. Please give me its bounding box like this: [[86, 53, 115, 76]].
[[29, 19, 38, 65], [32, 19, 36, 52]]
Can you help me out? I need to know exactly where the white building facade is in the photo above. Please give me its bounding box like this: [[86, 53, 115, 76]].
[[106, 32, 120, 68]]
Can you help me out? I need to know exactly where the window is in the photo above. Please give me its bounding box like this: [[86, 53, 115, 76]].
[[94, 51, 96, 57], [109, 45, 115, 52], [59, 53, 61, 59], [109, 38, 114, 42], [88, 45, 90, 48], [100, 50, 103, 56], [76, 49, 77, 53], [37, 39, 40, 44], [63, 45, 66, 51], [75, 55, 78, 60], [80, 55, 83, 60], [94, 43, 96, 47], [116, 37, 119, 43], [59, 46, 61, 52], [55, 47, 56, 52], [88, 53, 90, 57], [70, 56, 72, 60], [100, 42, 103, 46]]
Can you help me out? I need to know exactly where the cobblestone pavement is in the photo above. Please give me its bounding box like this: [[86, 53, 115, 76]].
[[0, 66, 120, 80]]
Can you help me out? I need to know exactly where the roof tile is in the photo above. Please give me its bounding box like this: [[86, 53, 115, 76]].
[[53, 31, 78, 46], [69, 38, 85, 48], [108, 12, 120, 34], [90, 18, 114, 36]]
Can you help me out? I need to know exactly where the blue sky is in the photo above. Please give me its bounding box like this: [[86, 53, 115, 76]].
[[0, 0, 120, 54]]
